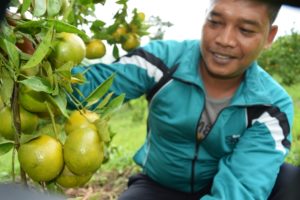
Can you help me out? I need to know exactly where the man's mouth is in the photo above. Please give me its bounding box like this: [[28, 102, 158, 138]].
[[212, 52, 236, 64]]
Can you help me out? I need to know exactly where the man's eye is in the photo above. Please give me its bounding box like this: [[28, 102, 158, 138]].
[[208, 19, 221, 26], [240, 28, 255, 35]]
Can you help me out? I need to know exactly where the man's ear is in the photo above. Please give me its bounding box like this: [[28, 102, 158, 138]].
[[264, 25, 278, 49]]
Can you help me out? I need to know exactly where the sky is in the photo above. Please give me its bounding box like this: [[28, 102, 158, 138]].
[[95, 0, 300, 61], [96, 0, 300, 41]]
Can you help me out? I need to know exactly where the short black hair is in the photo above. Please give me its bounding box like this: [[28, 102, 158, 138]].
[[256, 0, 282, 24], [210, 0, 282, 24]]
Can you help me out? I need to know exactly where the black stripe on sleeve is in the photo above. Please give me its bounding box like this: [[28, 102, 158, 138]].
[[114, 48, 169, 74], [247, 105, 291, 149], [247, 105, 269, 128], [267, 107, 291, 149]]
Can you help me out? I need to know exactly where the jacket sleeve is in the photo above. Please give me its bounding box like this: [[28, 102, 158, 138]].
[[68, 49, 168, 108], [68, 40, 187, 108], [201, 99, 294, 200]]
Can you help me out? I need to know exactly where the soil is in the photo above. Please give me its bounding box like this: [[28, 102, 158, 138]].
[[65, 166, 138, 200]]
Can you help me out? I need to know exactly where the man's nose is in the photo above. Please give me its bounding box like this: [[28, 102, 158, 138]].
[[215, 26, 237, 48]]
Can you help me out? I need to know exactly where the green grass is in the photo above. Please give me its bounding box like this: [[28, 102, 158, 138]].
[[0, 149, 20, 181], [101, 97, 147, 172]]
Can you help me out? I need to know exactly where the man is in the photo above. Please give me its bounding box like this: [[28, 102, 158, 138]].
[[71, 0, 299, 199]]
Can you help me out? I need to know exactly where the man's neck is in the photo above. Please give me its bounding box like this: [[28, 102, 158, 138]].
[[199, 62, 244, 100]]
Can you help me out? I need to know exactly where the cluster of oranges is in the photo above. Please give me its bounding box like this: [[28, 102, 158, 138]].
[[111, 12, 146, 52], [0, 100, 106, 188]]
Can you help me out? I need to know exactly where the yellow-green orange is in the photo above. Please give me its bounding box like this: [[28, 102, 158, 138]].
[[121, 33, 140, 52], [86, 39, 106, 59], [19, 86, 49, 113], [49, 32, 86, 68], [64, 110, 99, 134], [56, 165, 92, 188], [64, 127, 104, 175], [112, 26, 127, 42], [0, 107, 38, 140], [18, 135, 64, 182]]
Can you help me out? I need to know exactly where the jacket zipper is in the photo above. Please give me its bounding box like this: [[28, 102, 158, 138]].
[[190, 102, 205, 193], [190, 104, 231, 193]]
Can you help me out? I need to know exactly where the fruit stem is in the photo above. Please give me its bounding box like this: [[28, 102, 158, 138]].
[[64, 88, 84, 110], [11, 82, 28, 186], [46, 102, 58, 139]]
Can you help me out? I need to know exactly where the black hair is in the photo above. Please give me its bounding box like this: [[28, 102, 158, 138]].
[[210, 0, 282, 24], [257, 0, 282, 24]]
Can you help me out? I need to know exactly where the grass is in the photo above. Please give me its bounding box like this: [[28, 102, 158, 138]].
[[101, 97, 147, 172]]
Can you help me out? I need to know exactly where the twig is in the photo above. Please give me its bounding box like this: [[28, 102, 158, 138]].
[[11, 82, 27, 186]]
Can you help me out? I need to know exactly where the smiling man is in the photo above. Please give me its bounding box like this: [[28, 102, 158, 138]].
[[70, 0, 299, 199]]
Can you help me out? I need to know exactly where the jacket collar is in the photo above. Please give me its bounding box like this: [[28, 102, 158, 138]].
[[172, 40, 273, 106]]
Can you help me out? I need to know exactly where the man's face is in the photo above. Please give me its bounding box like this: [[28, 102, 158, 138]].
[[200, 0, 278, 79]]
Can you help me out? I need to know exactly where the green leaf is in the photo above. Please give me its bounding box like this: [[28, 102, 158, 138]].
[[47, 0, 62, 17], [21, 27, 54, 70], [47, 20, 89, 41], [3, 39, 20, 70], [19, 76, 52, 93], [33, 0, 47, 17], [95, 92, 113, 110], [102, 93, 125, 115], [21, 0, 32, 16], [94, 118, 110, 142], [56, 62, 73, 93], [15, 20, 45, 35], [0, 67, 14, 106], [16, 20, 89, 41], [0, 142, 14, 156], [85, 73, 116, 107], [48, 91, 69, 118], [113, 44, 119, 59]]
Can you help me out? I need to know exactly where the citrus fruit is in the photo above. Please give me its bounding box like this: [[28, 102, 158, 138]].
[[85, 39, 106, 59], [19, 86, 49, 113], [49, 32, 86, 68], [121, 33, 140, 52], [64, 127, 104, 175], [64, 110, 99, 134], [19, 86, 58, 116], [0, 106, 39, 140], [137, 12, 145, 22], [112, 26, 127, 43], [18, 135, 64, 182], [55, 165, 92, 188]]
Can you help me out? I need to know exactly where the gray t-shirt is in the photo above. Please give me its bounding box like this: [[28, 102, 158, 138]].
[[196, 96, 231, 141]]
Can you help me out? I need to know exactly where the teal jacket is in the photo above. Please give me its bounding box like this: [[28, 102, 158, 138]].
[[71, 40, 294, 200]]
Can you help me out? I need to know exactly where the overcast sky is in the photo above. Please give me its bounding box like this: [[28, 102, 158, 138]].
[[96, 0, 300, 40], [95, 0, 300, 61]]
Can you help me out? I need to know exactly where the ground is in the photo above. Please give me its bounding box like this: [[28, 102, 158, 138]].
[[65, 166, 139, 200]]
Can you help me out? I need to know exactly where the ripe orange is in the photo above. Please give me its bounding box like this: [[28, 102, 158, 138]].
[[0, 106, 39, 140], [64, 127, 104, 175], [18, 135, 64, 182], [112, 26, 127, 43], [55, 165, 92, 188], [121, 33, 140, 52], [85, 39, 106, 59], [64, 110, 99, 134], [49, 32, 86, 68]]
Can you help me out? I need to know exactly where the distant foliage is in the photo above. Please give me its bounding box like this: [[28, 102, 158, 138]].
[[258, 30, 300, 86]]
